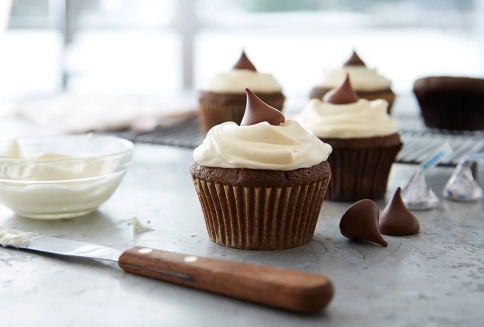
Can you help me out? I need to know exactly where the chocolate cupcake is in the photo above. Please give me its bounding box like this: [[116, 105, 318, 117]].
[[191, 89, 332, 250], [413, 76, 484, 131], [296, 75, 402, 202], [198, 51, 285, 134], [309, 50, 396, 114]]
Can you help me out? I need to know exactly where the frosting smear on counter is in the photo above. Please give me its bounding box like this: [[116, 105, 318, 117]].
[[132, 217, 154, 233]]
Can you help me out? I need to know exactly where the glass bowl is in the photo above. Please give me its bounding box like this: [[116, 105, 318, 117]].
[[0, 135, 134, 219]]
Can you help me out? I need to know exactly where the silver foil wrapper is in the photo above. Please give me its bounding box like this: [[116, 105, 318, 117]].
[[401, 167, 439, 211], [443, 160, 483, 202]]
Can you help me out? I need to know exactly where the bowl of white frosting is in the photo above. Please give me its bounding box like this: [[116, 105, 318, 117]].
[[0, 135, 134, 219]]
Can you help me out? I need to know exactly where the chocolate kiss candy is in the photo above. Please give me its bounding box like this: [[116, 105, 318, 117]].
[[323, 74, 359, 105], [240, 88, 285, 126], [401, 168, 439, 211], [232, 51, 257, 71], [339, 199, 388, 247], [443, 159, 483, 202], [343, 50, 366, 67], [379, 187, 420, 236]]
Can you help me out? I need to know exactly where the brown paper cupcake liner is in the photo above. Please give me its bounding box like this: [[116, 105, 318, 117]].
[[192, 177, 329, 250], [414, 92, 484, 131], [413, 76, 484, 131], [309, 87, 395, 114], [198, 97, 285, 134], [325, 144, 401, 201]]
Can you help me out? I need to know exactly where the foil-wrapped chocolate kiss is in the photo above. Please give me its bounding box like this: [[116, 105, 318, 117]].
[[443, 159, 483, 202], [401, 168, 439, 211]]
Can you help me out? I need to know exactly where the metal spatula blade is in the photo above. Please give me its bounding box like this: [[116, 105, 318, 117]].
[[25, 235, 123, 262]]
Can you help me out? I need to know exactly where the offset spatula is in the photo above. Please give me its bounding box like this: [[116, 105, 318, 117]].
[[0, 228, 334, 313]]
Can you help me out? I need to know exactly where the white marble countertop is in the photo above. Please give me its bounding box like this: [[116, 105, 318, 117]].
[[1, 142, 483, 327]]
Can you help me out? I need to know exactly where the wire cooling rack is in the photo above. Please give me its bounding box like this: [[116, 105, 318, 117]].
[[110, 114, 484, 167]]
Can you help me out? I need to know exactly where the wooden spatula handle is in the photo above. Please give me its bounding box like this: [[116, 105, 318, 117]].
[[118, 246, 333, 313]]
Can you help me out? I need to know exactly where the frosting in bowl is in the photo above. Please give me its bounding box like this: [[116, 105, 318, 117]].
[[194, 120, 331, 171], [294, 98, 399, 139], [0, 139, 117, 181], [316, 66, 391, 92], [0, 136, 133, 219]]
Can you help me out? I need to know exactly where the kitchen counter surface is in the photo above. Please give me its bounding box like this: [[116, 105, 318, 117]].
[[1, 141, 483, 327]]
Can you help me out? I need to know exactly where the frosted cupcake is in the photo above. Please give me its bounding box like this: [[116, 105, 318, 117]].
[[198, 51, 285, 134], [309, 51, 396, 113], [296, 75, 402, 202], [191, 88, 332, 250]]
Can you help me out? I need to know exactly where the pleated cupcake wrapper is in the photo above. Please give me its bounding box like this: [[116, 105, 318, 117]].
[[192, 177, 329, 250], [416, 93, 484, 131], [326, 144, 401, 201], [198, 98, 285, 134]]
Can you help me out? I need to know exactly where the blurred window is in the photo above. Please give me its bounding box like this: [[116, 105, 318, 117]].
[[9, 0, 49, 28], [2, 0, 483, 99], [195, 0, 481, 96]]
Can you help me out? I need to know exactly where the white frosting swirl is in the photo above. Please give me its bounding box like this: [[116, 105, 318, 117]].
[[193, 120, 332, 171], [203, 69, 282, 94], [316, 66, 391, 91], [294, 99, 399, 139]]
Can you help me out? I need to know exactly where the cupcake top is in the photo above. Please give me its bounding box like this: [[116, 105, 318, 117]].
[[202, 51, 283, 94], [295, 75, 399, 139], [314, 51, 392, 92], [194, 89, 332, 171], [414, 76, 484, 93]]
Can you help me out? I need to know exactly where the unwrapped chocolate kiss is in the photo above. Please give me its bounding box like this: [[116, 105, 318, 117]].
[[339, 199, 388, 247], [240, 88, 285, 126], [379, 187, 420, 236]]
